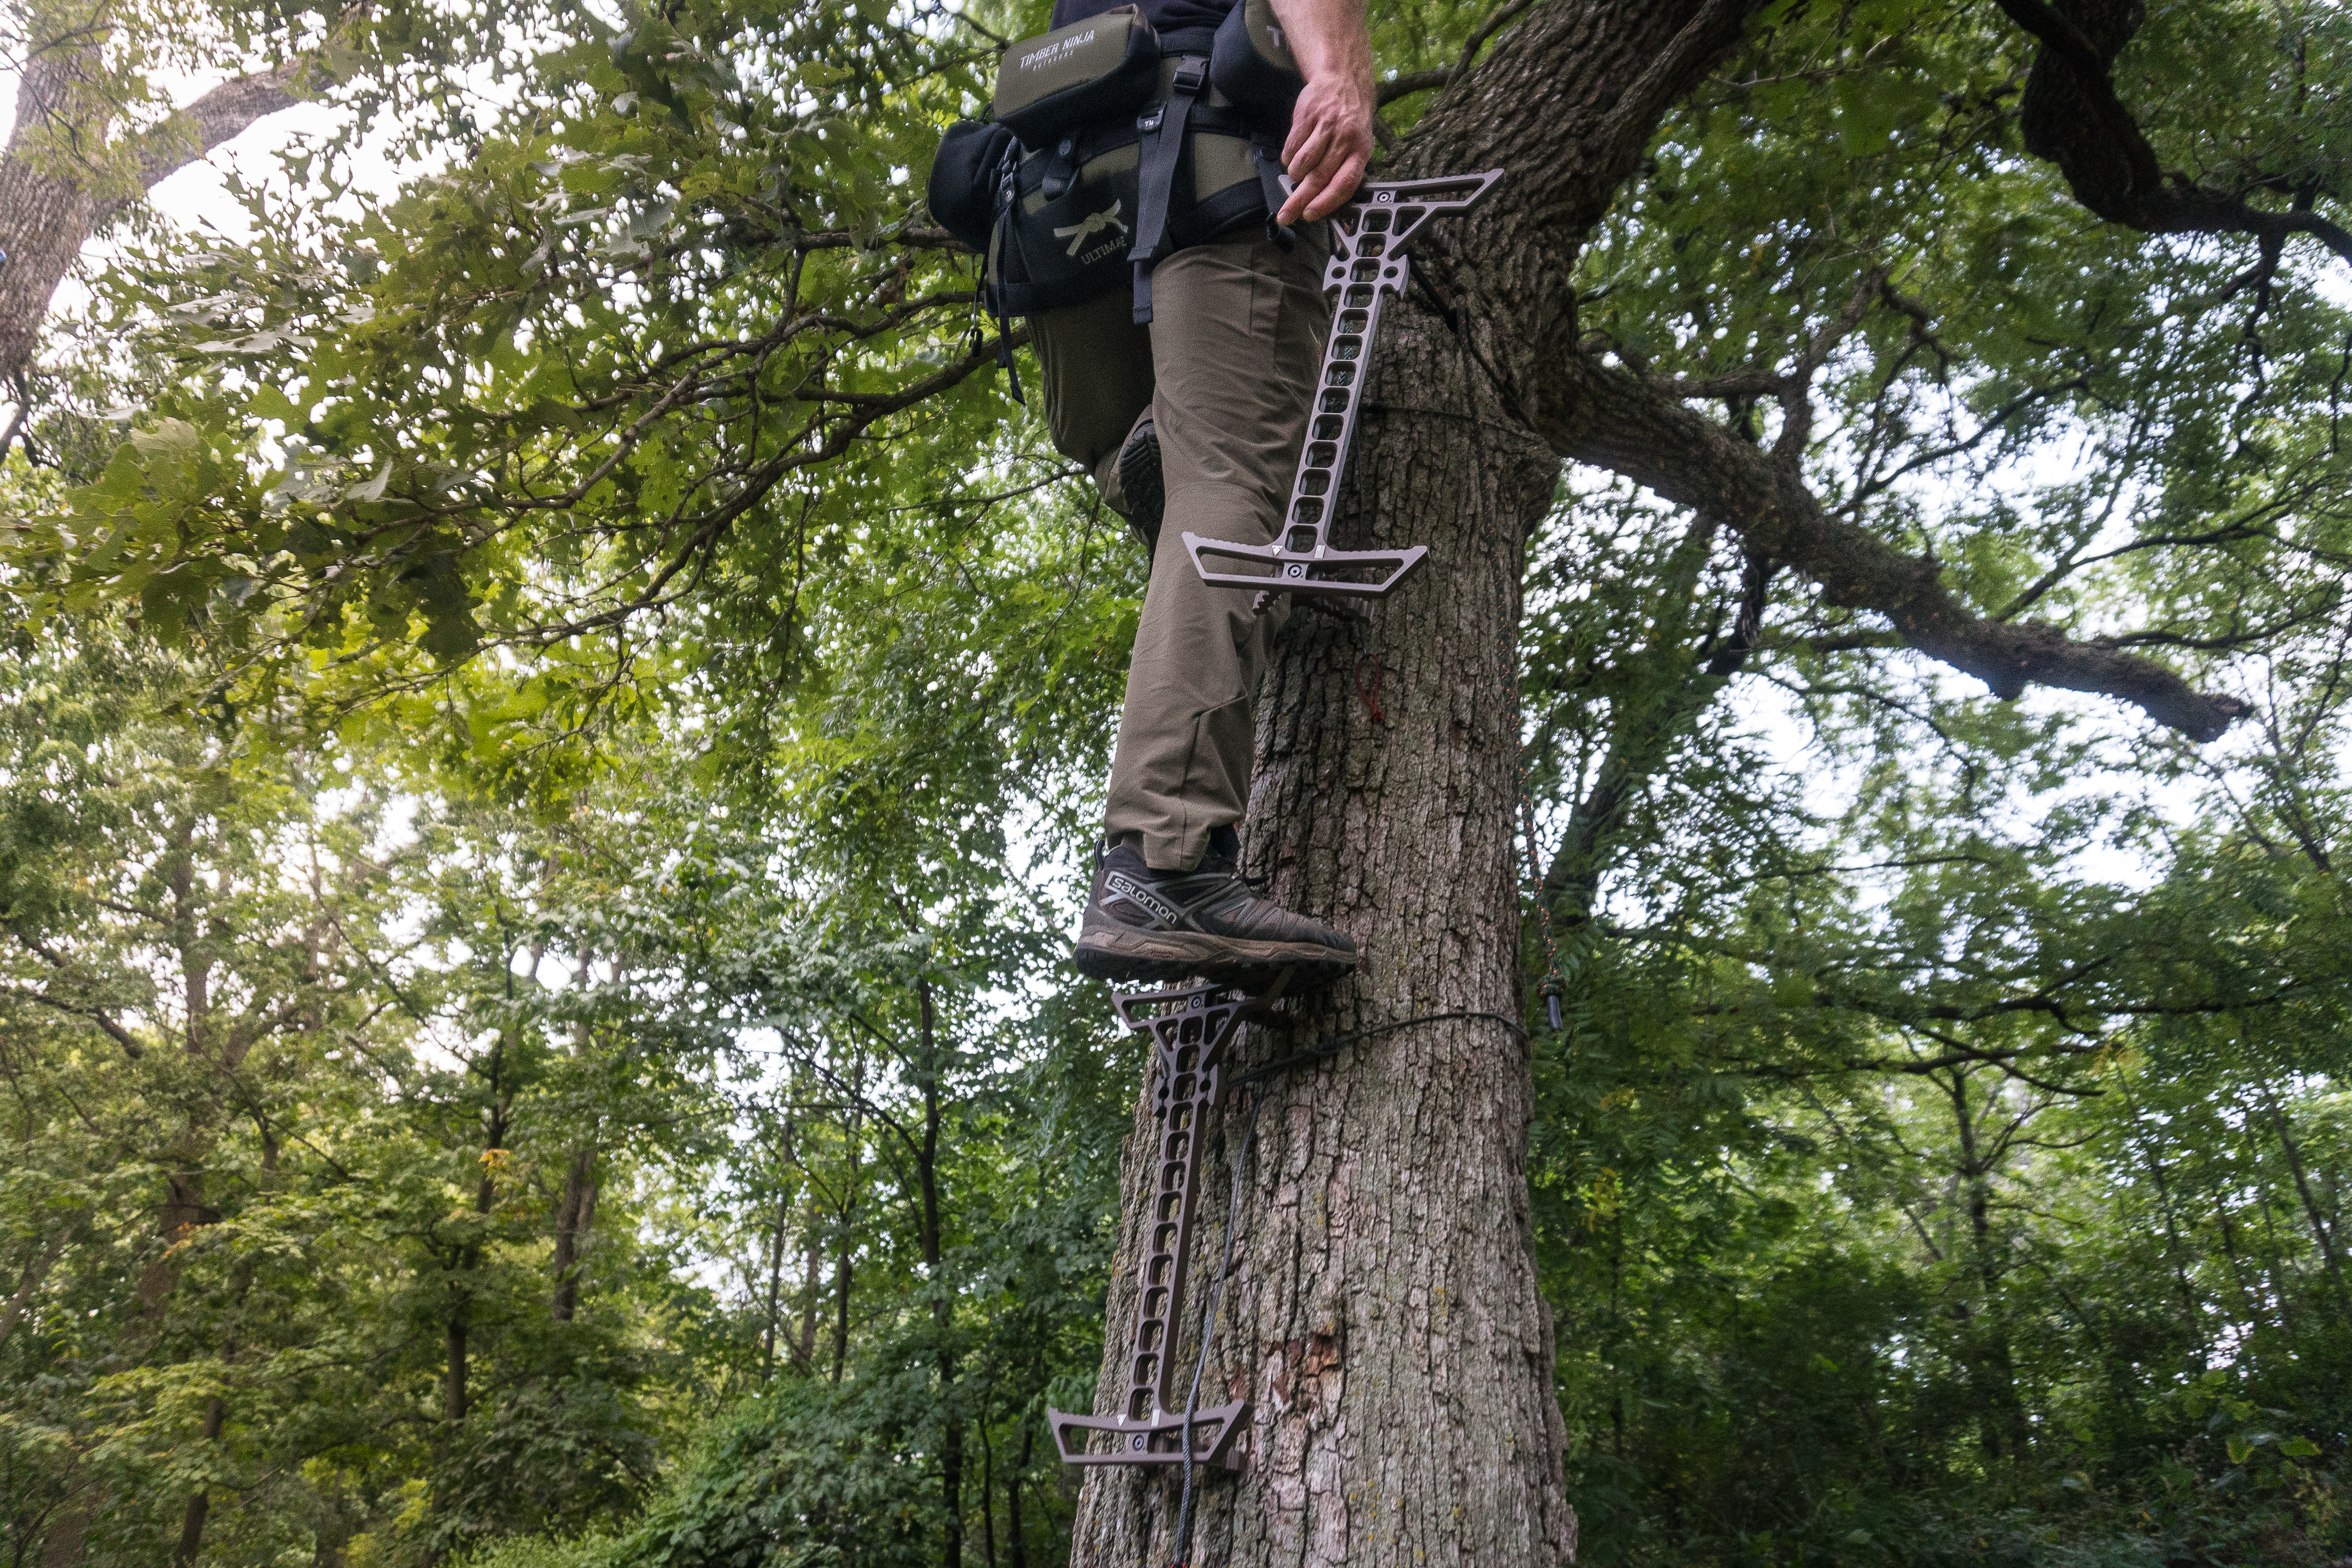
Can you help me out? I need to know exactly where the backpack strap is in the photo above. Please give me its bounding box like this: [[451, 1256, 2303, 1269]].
[[1126, 54, 1208, 325], [987, 140, 1027, 403]]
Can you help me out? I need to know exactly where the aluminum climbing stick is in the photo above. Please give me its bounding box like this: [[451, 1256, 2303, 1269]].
[[1046, 976, 1289, 1469], [1183, 168, 1503, 603]]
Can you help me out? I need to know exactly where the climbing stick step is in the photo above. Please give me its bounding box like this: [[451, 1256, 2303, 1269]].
[[1183, 168, 1504, 604], [1046, 974, 1292, 1469]]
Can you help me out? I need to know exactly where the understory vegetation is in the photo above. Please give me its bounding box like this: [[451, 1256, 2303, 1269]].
[[0, 0, 2347, 1564]]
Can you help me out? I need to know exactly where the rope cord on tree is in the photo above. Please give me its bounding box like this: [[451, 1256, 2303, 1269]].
[[1169, 1083, 1262, 1568], [1229, 1007, 1527, 1091], [1434, 288, 1571, 1033]]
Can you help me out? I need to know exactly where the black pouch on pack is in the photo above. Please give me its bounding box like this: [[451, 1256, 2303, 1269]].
[[990, 134, 1144, 316], [1210, 0, 1304, 131], [993, 7, 1161, 146], [991, 125, 1281, 316], [928, 119, 1017, 253]]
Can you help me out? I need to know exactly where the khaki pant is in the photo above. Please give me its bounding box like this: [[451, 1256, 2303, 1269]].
[[1031, 227, 1331, 872]]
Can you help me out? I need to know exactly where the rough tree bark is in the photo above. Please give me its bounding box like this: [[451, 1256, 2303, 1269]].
[[914, 976, 964, 1568], [0, 21, 305, 388], [1067, 292, 1568, 1565]]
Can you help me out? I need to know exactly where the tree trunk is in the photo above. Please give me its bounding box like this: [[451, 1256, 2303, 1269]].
[[551, 1144, 599, 1323], [0, 43, 108, 389], [1008, 1421, 1031, 1568], [174, 1247, 255, 1568], [979, 1417, 998, 1568], [831, 1095, 862, 1386], [1062, 4, 1799, 1558], [1062, 4, 1813, 1557], [447, 1085, 505, 1432], [2254, 1079, 2348, 1299], [170, 1397, 224, 1566], [915, 977, 964, 1568], [0, 16, 302, 388], [1949, 1071, 2030, 1464], [795, 1231, 823, 1372], [761, 1184, 789, 1379], [445, 1307, 470, 1424], [41, 1494, 90, 1568]]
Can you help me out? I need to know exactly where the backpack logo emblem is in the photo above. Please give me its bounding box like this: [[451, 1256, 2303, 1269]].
[[1053, 200, 1127, 258]]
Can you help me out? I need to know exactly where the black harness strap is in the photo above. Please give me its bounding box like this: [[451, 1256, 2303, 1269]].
[[1127, 55, 1209, 324], [988, 140, 1026, 403], [1250, 141, 1294, 249]]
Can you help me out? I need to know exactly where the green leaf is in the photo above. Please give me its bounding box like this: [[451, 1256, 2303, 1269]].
[[248, 384, 301, 423]]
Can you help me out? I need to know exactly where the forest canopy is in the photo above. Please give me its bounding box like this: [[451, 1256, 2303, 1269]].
[[0, 0, 2346, 1565]]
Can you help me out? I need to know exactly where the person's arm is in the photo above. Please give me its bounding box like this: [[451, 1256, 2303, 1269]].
[[1264, 0, 1374, 225]]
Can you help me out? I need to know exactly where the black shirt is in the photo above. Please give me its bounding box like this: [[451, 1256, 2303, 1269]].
[[1049, 0, 1237, 42]]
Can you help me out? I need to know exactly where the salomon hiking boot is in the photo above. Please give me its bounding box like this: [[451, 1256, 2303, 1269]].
[[1114, 417, 1165, 559], [1073, 840, 1356, 985]]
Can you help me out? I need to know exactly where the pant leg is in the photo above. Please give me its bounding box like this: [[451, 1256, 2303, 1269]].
[[1103, 225, 1331, 871], [1029, 284, 1156, 503]]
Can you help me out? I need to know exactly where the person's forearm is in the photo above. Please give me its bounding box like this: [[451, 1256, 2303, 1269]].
[[1265, 0, 1371, 97]]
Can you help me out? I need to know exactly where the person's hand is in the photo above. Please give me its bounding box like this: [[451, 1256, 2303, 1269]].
[[1278, 69, 1374, 225]]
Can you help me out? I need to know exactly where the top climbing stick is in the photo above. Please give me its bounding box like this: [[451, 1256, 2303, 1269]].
[[1183, 169, 1503, 603]]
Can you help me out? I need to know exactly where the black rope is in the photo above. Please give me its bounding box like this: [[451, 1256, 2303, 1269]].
[[1169, 1086, 1263, 1568], [1440, 288, 1570, 1034], [1228, 1007, 1527, 1091], [1163, 1004, 1523, 1568]]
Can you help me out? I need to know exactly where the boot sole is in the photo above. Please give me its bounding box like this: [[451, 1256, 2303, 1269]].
[[1073, 928, 1355, 987]]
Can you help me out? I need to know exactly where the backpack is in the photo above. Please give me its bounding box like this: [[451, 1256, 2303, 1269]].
[[925, 3, 1305, 325]]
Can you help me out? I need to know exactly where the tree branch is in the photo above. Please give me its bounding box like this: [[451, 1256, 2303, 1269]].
[[1539, 353, 2247, 740], [1997, 0, 2352, 267], [1590, 0, 1760, 176], [1403, 0, 1771, 251], [0, 980, 145, 1056], [0, 53, 310, 383], [1448, 0, 1540, 93], [123, 62, 305, 200], [1378, 69, 1451, 108]]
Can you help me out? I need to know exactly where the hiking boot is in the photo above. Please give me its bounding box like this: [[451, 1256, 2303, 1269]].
[[1114, 417, 1165, 559], [1073, 838, 1356, 985]]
